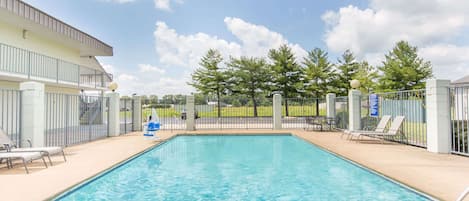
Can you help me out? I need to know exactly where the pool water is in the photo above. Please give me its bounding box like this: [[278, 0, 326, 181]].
[[56, 135, 430, 200]]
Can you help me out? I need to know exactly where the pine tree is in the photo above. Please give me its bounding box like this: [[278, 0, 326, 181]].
[[268, 44, 303, 116], [227, 56, 271, 117], [336, 50, 359, 96], [188, 49, 226, 117], [303, 48, 334, 98], [378, 41, 433, 91], [353, 61, 378, 93]]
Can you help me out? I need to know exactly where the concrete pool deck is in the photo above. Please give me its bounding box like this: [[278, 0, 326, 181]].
[[1, 130, 468, 200]]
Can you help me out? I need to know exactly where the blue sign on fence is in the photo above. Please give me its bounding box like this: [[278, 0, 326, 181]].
[[369, 94, 379, 117]]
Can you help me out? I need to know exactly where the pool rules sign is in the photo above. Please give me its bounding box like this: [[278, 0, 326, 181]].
[[369, 94, 379, 117]]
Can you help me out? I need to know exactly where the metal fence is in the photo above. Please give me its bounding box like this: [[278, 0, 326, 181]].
[[335, 96, 348, 130], [360, 90, 427, 147], [282, 98, 326, 129], [195, 96, 273, 130], [143, 96, 187, 131], [449, 86, 469, 156], [45, 93, 109, 147], [0, 89, 21, 147], [120, 98, 134, 134]]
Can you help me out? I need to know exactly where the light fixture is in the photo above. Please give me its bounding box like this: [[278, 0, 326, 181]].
[[108, 82, 118, 92], [350, 79, 361, 89]]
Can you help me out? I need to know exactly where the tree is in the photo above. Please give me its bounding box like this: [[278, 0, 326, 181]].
[[302, 48, 335, 116], [378, 41, 433, 91], [149, 95, 158, 104], [353, 61, 378, 93], [188, 49, 227, 117], [336, 50, 359, 96], [227, 56, 271, 117], [303, 48, 335, 98], [268, 44, 303, 116]]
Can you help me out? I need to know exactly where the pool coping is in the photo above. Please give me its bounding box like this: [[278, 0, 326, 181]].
[[292, 134, 438, 201], [51, 133, 438, 200]]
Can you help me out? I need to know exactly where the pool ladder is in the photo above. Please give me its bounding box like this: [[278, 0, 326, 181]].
[[457, 187, 469, 201]]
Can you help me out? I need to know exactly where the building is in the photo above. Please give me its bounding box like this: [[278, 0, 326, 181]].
[[0, 0, 113, 93], [0, 0, 114, 147]]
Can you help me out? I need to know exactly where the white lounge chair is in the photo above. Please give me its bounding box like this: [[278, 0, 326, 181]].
[[342, 115, 392, 139], [0, 152, 48, 174], [0, 129, 66, 165], [351, 116, 405, 143]]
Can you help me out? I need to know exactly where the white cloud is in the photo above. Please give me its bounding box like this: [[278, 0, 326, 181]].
[[322, 0, 469, 80], [138, 64, 166, 74], [101, 0, 136, 4], [154, 0, 183, 11], [154, 17, 307, 70]]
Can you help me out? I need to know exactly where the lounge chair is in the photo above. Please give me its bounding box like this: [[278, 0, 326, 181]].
[[0, 152, 48, 174], [0, 129, 66, 165], [342, 115, 391, 139], [351, 116, 406, 143]]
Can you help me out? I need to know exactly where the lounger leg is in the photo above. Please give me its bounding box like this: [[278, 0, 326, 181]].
[[23, 159, 29, 174], [42, 157, 48, 168], [47, 155, 53, 166], [62, 150, 67, 162]]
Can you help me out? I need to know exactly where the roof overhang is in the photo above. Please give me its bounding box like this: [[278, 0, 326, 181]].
[[0, 0, 113, 56]]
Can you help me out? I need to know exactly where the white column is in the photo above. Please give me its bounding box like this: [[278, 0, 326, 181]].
[[348, 89, 361, 131], [273, 94, 282, 129], [132, 95, 142, 131], [186, 95, 195, 131], [106, 92, 120, 137], [426, 79, 451, 153], [326, 93, 336, 119], [20, 82, 44, 147]]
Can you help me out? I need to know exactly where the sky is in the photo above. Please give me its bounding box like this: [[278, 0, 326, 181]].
[[24, 0, 469, 96]]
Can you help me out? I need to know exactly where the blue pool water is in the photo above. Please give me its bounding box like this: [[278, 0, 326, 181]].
[[56, 135, 430, 200]]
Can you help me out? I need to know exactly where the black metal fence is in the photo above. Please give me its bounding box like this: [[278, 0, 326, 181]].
[[120, 98, 134, 134], [195, 96, 273, 130], [282, 98, 326, 129], [450, 86, 469, 156], [45, 93, 109, 147], [335, 96, 348, 130], [143, 96, 186, 131], [0, 89, 21, 147]]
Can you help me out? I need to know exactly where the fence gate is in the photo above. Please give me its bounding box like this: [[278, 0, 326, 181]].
[[282, 97, 325, 129], [450, 86, 469, 156], [335, 96, 348, 130], [45, 93, 109, 147], [120, 98, 134, 134], [0, 89, 21, 147]]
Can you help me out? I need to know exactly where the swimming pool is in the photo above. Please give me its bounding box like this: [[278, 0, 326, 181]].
[[55, 135, 432, 200]]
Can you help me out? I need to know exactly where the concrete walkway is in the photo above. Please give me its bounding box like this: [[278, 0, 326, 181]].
[[1, 130, 468, 200]]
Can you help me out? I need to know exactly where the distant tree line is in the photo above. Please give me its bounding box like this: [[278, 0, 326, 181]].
[[187, 40, 433, 117]]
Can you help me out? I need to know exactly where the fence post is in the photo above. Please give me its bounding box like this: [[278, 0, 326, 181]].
[[19, 81, 45, 147], [348, 89, 361, 131], [273, 93, 282, 129], [426, 79, 451, 153], [186, 95, 195, 131], [106, 92, 120, 136], [326, 93, 336, 120], [132, 95, 142, 131]]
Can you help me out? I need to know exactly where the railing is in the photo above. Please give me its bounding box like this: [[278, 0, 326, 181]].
[[449, 86, 469, 156], [45, 93, 109, 147], [0, 42, 112, 88], [120, 98, 134, 134], [0, 88, 21, 147], [282, 97, 325, 129], [360, 90, 427, 148], [143, 97, 187, 131]]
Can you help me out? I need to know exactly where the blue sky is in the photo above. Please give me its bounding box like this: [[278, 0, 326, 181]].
[[24, 0, 469, 95]]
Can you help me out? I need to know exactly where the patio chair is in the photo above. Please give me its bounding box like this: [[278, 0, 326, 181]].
[[351, 116, 406, 143], [342, 115, 391, 139], [0, 151, 48, 174], [0, 129, 66, 165]]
